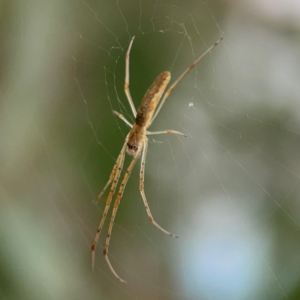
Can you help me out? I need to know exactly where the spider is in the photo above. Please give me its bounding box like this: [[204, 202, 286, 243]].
[[91, 36, 223, 282]]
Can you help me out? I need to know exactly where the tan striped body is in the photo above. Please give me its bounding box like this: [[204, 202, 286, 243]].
[[126, 71, 171, 155], [91, 36, 222, 282]]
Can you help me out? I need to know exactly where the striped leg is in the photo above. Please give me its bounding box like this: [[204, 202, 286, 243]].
[[124, 36, 137, 117], [103, 144, 143, 282], [91, 141, 127, 270], [149, 37, 223, 126], [112, 110, 133, 128], [139, 138, 178, 237], [147, 129, 186, 137]]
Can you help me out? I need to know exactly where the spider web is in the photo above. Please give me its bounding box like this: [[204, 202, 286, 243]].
[[2, 0, 300, 299]]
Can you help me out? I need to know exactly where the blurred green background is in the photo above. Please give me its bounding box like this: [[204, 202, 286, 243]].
[[1, 0, 300, 299]]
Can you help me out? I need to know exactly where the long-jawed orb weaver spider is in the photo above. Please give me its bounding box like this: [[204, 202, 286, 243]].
[[91, 36, 223, 282]]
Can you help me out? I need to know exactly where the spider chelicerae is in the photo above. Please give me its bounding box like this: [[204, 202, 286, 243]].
[[91, 36, 223, 282]]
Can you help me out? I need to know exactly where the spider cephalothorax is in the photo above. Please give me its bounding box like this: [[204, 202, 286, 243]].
[[126, 124, 145, 155]]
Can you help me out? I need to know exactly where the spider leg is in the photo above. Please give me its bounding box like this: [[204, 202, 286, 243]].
[[124, 36, 137, 117], [95, 152, 121, 203], [103, 146, 143, 282], [149, 37, 223, 126], [146, 129, 187, 137], [140, 137, 179, 238], [112, 110, 133, 128], [91, 140, 127, 270]]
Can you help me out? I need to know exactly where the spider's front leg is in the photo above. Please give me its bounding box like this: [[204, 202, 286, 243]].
[[103, 146, 142, 282], [91, 140, 127, 270], [139, 137, 179, 238]]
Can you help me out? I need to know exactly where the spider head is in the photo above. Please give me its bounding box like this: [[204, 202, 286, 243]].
[[126, 125, 145, 156], [126, 142, 139, 156]]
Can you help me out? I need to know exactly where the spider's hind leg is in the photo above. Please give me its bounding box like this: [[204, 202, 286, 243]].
[[146, 129, 186, 137], [112, 110, 133, 128]]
